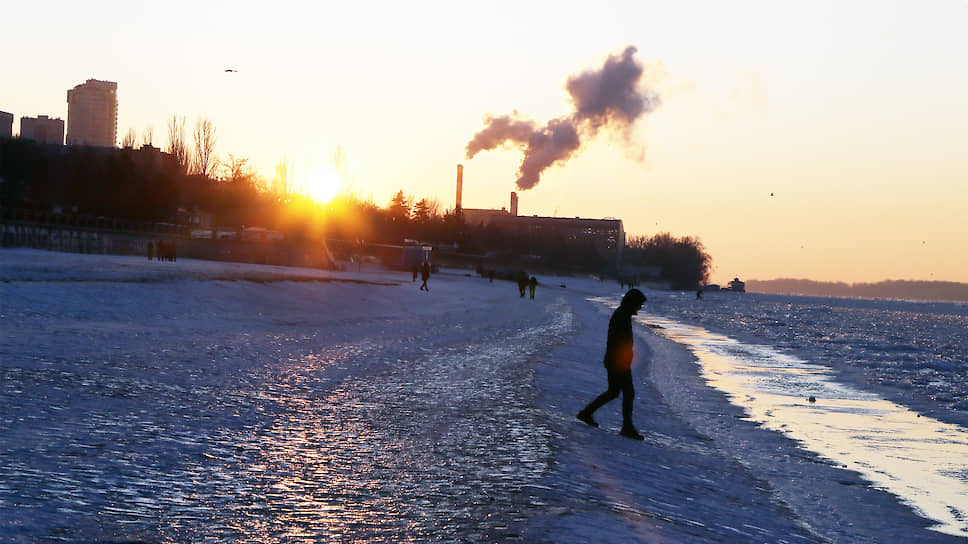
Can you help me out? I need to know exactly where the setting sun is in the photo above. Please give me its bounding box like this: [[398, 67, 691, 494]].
[[303, 167, 343, 203]]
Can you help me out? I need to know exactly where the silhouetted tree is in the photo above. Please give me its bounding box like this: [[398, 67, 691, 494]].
[[627, 232, 711, 289], [5, 137, 712, 281], [222, 153, 250, 183], [192, 118, 217, 177], [387, 190, 412, 227], [166, 115, 190, 174], [121, 128, 137, 149], [412, 198, 431, 224], [332, 145, 351, 183], [214, 155, 264, 227], [272, 156, 294, 201]]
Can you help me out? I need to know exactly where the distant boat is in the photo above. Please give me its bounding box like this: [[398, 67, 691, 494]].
[[728, 277, 746, 293]]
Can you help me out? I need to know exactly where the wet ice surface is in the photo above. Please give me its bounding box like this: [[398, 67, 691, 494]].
[[631, 291, 968, 540], [1, 257, 574, 542], [642, 316, 968, 538], [3, 250, 966, 543], [645, 291, 968, 426]]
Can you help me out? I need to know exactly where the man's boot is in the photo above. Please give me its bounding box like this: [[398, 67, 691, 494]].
[[576, 410, 599, 427], [620, 424, 644, 440]]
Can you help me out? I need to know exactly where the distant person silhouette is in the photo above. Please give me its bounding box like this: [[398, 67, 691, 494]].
[[529, 276, 538, 299], [577, 288, 647, 440], [517, 272, 528, 298], [412, 263, 419, 282], [696, 289, 703, 300], [147, 241, 154, 261], [419, 261, 431, 291]]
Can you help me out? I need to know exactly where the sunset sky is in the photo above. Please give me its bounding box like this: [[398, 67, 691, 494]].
[[3, 0, 966, 284]]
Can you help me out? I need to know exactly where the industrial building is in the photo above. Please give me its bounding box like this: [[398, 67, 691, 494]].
[[455, 164, 625, 263]]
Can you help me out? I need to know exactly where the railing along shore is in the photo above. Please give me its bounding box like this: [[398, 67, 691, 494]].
[[0, 209, 331, 269]]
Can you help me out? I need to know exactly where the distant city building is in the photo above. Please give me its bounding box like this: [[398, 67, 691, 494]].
[[0, 110, 12, 139], [66, 78, 117, 147], [20, 115, 64, 145]]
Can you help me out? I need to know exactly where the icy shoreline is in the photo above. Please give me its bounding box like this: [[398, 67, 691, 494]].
[[528, 293, 955, 543], [1, 249, 963, 542]]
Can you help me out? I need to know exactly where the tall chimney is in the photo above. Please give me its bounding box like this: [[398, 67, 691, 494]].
[[510, 191, 518, 216], [456, 164, 463, 213]]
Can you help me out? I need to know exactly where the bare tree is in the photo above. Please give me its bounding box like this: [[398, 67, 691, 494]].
[[273, 156, 294, 199], [166, 115, 190, 174], [332, 145, 349, 179], [222, 153, 251, 183], [329, 144, 356, 198], [142, 126, 154, 147], [192, 117, 217, 178], [424, 196, 441, 218], [121, 128, 137, 148]]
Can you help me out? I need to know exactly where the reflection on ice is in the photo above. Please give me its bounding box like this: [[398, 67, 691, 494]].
[[0, 278, 575, 542], [642, 315, 968, 539]]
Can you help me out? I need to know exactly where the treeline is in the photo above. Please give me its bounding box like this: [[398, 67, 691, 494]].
[[0, 139, 291, 233], [0, 137, 460, 245], [749, 278, 968, 303], [0, 138, 601, 264], [1, 136, 712, 283], [624, 233, 712, 289]]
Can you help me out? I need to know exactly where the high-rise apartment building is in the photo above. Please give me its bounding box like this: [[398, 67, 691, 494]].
[[0, 110, 12, 139], [21, 115, 65, 145], [66, 79, 117, 147]]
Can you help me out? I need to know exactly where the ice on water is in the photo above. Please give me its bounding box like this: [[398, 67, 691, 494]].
[[2, 249, 966, 543], [638, 291, 968, 538], [645, 292, 968, 418]]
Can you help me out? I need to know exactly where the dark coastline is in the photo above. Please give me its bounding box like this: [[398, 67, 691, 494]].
[[748, 278, 968, 303]]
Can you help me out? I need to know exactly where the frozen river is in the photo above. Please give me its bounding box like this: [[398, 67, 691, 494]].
[[641, 315, 968, 538], [1, 249, 965, 543], [1, 251, 572, 542]]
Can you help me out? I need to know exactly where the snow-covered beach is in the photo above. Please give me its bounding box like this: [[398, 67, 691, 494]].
[[2, 249, 965, 543]]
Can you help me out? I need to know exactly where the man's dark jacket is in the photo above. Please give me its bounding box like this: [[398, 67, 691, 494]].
[[603, 305, 634, 373]]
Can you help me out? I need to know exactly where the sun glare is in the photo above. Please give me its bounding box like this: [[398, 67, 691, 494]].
[[304, 167, 343, 203]]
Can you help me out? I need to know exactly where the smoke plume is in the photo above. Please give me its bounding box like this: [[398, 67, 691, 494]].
[[465, 46, 660, 190]]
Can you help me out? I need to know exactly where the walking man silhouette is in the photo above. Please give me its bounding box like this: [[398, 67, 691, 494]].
[[577, 288, 647, 440], [419, 260, 431, 291]]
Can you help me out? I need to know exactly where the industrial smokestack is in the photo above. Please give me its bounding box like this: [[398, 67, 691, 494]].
[[456, 164, 463, 213], [510, 192, 518, 216], [464, 46, 660, 191]]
